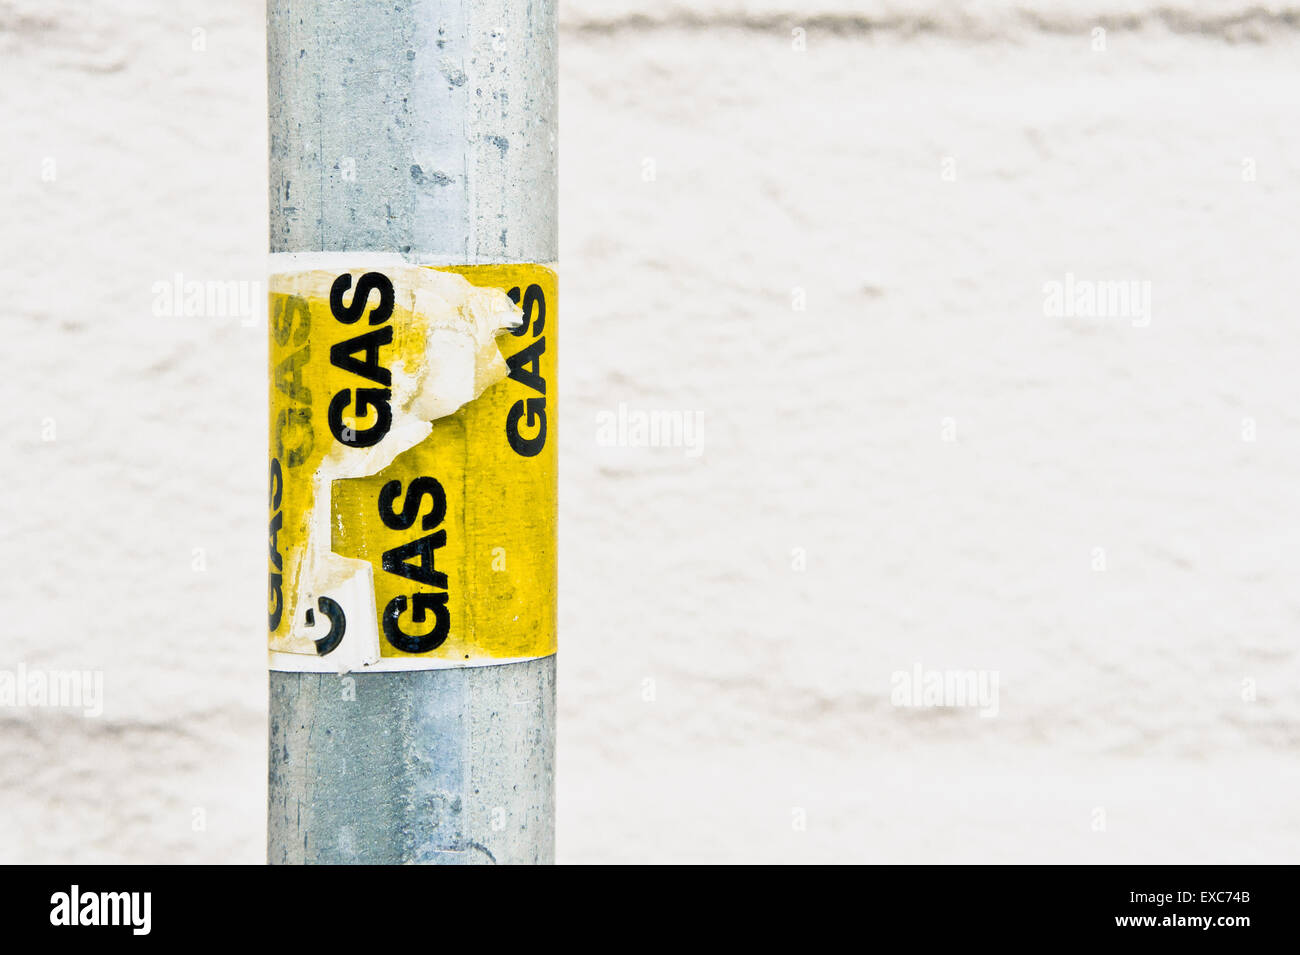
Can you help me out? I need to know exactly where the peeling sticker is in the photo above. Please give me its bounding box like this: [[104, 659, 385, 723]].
[[268, 263, 556, 671]]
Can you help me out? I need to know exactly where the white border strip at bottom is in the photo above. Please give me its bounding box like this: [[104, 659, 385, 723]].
[[268, 651, 551, 673]]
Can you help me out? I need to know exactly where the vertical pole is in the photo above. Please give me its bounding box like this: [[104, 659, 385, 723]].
[[266, 0, 557, 864]]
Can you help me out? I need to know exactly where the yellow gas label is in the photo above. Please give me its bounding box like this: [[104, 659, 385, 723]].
[[267, 263, 555, 670]]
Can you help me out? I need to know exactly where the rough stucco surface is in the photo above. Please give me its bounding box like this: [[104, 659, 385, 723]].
[[2, 0, 1298, 862]]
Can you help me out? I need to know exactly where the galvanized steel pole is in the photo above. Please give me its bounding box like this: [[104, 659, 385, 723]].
[[266, 0, 557, 864]]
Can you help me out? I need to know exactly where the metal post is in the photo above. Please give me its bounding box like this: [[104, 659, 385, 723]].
[[266, 0, 557, 864]]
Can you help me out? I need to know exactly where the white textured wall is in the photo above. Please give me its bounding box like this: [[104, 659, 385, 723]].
[[2, 0, 1297, 863]]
